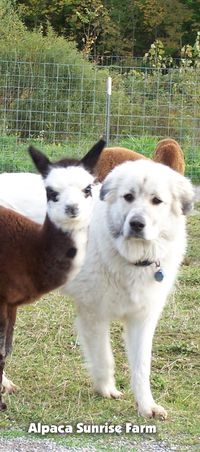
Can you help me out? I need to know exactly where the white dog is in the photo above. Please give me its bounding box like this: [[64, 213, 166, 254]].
[[64, 160, 194, 419]]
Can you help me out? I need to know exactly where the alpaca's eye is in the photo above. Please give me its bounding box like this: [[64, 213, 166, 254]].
[[152, 197, 162, 205], [124, 193, 134, 202], [46, 187, 59, 202], [83, 184, 92, 197]]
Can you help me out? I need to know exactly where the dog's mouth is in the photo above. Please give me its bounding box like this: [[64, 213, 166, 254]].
[[110, 225, 147, 241], [126, 230, 145, 239]]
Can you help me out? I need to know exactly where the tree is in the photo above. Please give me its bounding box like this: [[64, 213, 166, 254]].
[[67, 0, 112, 57], [14, 0, 199, 58], [0, 0, 25, 43], [133, 0, 192, 54]]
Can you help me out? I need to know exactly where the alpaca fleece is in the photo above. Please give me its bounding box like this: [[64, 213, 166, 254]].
[[95, 138, 185, 181], [0, 207, 75, 305]]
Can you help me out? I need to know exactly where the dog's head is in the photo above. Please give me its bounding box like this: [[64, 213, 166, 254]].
[[100, 160, 194, 242]]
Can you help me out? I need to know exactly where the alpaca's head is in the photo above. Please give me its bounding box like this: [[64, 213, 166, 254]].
[[44, 166, 95, 231], [28, 139, 105, 231]]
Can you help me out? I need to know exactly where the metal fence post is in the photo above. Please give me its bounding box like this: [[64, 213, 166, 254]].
[[106, 76, 112, 146]]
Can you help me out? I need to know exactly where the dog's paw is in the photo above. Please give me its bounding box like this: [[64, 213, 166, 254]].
[[94, 384, 122, 399], [137, 403, 167, 420], [2, 374, 18, 394]]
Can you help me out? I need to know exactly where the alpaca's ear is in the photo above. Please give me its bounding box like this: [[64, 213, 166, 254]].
[[28, 146, 52, 178], [81, 139, 106, 172]]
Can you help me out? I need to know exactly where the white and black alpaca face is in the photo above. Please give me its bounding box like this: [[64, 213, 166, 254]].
[[28, 139, 106, 232], [100, 160, 194, 245], [44, 166, 95, 231]]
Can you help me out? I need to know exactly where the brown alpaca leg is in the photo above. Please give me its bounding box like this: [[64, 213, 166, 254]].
[[1, 306, 18, 395], [0, 304, 8, 410], [0, 354, 6, 410], [5, 306, 17, 357]]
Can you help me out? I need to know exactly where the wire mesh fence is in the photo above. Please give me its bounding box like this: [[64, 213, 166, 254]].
[[0, 57, 199, 181]]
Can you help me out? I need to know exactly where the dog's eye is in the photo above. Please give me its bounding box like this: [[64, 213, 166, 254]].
[[124, 193, 134, 202], [46, 187, 59, 202], [152, 197, 162, 205], [83, 184, 92, 198]]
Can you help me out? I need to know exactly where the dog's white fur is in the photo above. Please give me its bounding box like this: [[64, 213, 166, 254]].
[[63, 160, 194, 419]]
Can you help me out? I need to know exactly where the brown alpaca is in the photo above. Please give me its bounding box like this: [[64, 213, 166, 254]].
[[95, 139, 185, 181], [0, 139, 105, 410]]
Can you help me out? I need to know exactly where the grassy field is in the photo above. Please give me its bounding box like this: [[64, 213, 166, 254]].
[[0, 198, 199, 450], [0, 134, 200, 183]]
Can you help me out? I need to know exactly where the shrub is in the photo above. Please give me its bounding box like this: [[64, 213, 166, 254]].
[[0, 2, 109, 141]]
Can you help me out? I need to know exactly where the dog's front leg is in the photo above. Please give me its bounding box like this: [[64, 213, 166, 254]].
[[124, 313, 167, 419], [76, 314, 122, 399]]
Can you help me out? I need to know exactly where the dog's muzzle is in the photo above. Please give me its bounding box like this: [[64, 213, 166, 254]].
[[128, 215, 146, 238]]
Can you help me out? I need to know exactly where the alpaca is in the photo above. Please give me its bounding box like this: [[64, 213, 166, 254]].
[[0, 139, 185, 225], [95, 138, 185, 181], [0, 139, 105, 410], [95, 147, 147, 181]]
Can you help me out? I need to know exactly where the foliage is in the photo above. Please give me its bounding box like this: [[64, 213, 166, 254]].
[[14, 0, 200, 57], [143, 40, 173, 69], [68, 0, 112, 58], [0, 2, 199, 170], [181, 31, 200, 68], [0, 3, 110, 140], [0, 0, 26, 42]]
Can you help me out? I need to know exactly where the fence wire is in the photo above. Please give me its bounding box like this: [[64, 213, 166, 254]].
[[0, 58, 199, 181]]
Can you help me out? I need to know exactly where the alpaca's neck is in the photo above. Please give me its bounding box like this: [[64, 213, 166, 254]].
[[34, 215, 76, 294]]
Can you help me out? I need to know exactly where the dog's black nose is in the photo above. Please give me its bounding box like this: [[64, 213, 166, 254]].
[[130, 217, 145, 232], [65, 204, 79, 217]]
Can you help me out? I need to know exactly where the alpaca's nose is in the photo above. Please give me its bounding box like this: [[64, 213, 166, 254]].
[[65, 204, 79, 218]]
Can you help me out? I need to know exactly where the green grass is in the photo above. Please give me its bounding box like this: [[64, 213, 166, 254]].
[[0, 134, 200, 183], [0, 135, 84, 173], [0, 207, 199, 450]]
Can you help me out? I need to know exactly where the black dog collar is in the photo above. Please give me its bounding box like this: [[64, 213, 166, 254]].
[[134, 260, 153, 267], [134, 260, 165, 282]]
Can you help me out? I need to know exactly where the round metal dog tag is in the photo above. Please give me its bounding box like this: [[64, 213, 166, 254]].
[[154, 269, 164, 282]]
